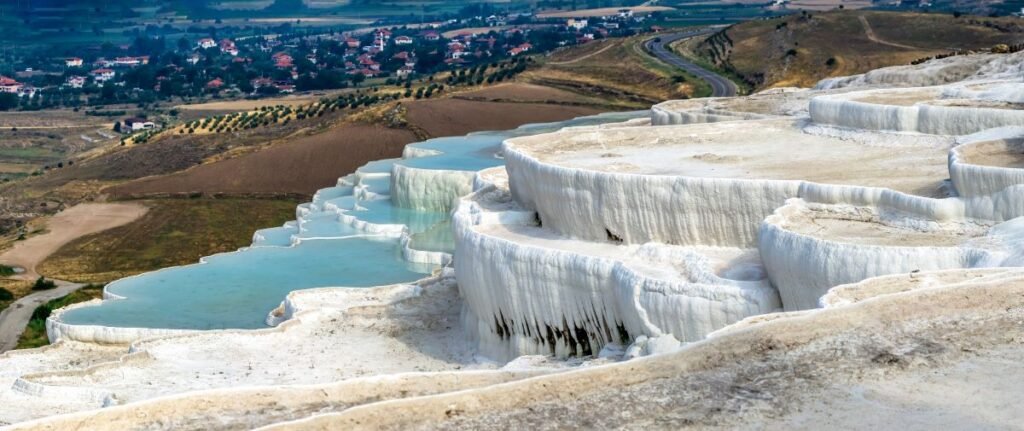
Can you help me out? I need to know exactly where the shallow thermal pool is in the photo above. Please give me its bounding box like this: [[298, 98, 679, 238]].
[[59, 110, 647, 331]]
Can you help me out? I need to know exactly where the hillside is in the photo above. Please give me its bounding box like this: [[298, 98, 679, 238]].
[[692, 10, 1024, 89], [522, 35, 712, 109]]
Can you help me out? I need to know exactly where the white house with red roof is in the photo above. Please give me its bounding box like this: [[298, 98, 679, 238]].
[[423, 31, 440, 41], [197, 38, 217, 49], [65, 76, 86, 88], [65, 57, 83, 67], [394, 36, 413, 45], [0, 76, 22, 94], [90, 68, 115, 82]]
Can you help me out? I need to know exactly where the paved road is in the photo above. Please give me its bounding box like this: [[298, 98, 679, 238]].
[[0, 280, 83, 353], [644, 29, 738, 97]]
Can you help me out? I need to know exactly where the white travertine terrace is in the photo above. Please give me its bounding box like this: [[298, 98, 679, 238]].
[[1, 51, 1023, 428], [455, 51, 1024, 357]]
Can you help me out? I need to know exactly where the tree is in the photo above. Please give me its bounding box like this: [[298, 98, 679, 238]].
[[0, 93, 17, 111], [32, 276, 56, 291], [113, 121, 122, 133]]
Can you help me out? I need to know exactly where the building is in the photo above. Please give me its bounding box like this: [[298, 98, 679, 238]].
[[567, 19, 588, 30], [219, 39, 239, 56], [423, 31, 440, 41], [394, 36, 413, 45], [114, 57, 141, 67], [0, 76, 22, 94], [205, 78, 224, 90], [90, 68, 115, 82], [65, 76, 86, 88], [124, 117, 156, 131], [197, 38, 217, 49], [65, 57, 83, 67]]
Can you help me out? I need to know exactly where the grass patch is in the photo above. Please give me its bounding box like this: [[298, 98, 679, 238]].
[[15, 284, 104, 350], [0, 279, 32, 314], [38, 197, 301, 283]]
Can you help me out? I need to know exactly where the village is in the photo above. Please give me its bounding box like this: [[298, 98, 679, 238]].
[[0, 8, 658, 122]]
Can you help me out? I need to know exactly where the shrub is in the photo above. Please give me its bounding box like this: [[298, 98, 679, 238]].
[[0, 287, 13, 301], [32, 276, 56, 291]]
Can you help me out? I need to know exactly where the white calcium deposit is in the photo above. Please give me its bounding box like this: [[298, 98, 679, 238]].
[[2, 49, 1024, 429]]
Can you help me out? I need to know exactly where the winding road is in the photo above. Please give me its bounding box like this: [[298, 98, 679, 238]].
[[644, 29, 738, 97], [0, 280, 82, 353]]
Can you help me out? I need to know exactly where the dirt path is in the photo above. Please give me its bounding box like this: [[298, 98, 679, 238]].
[[0, 203, 149, 280], [547, 41, 617, 65], [859, 15, 919, 50], [0, 279, 82, 353]]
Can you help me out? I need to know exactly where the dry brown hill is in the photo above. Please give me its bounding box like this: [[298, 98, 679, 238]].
[[696, 10, 1024, 89]]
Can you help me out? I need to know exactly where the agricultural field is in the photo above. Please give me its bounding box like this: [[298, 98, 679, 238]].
[[0, 110, 120, 180], [693, 10, 1024, 89]]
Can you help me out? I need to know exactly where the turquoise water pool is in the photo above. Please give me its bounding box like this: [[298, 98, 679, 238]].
[[59, 110, 647, 330]]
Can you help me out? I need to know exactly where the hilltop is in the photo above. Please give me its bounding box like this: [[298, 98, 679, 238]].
[[690, 10, 1024, 89]]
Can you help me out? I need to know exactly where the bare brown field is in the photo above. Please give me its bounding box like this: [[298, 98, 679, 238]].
[[107, 124, 417, 197], [38, 198, 300, 283], [701, 10, 1024, 89], [403, 98, 603, 137], [0, 203, 148, 279], [452, 83, 610, 106], [0, 110, 107, 128], [536, 6, 673, 18]]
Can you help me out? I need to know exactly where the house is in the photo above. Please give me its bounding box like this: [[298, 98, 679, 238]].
[[272, 52, 294, 68], [114, 56, 141, 67], [617, 8, 634, 18], [396, 66, 414, 78], [345, 37, 361, 48], [205, 78, 224, 90], [65, 76, 86, 88], [219, 39, 239, 56], [394, 36, 413, 45], [509, 42, 533, 56], [567, 19, 588, 30], [0, 76, 22, 94], [17, 86, 37, 98], [423, 31, 440, 41], [250, 77, 273, 90], [90, 68, 115, 82], [187, 54, 202, 65], [65, 57, 83, 67], [124, 117, 156, 131], [197, 38, 217, 49]]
